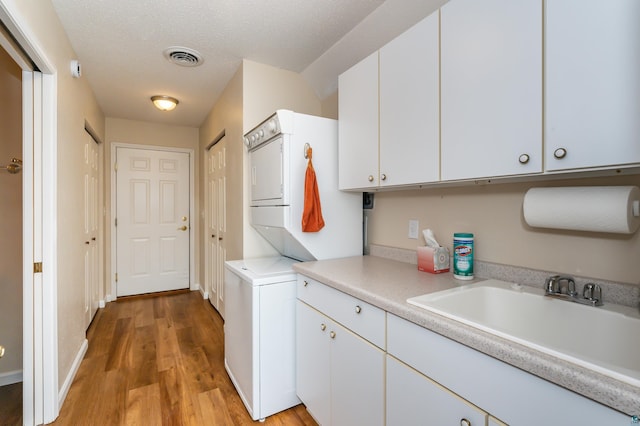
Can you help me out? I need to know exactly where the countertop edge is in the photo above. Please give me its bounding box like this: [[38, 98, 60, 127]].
[[293, 257, 639, 416]]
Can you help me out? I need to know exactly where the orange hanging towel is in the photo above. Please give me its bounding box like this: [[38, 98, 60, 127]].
[[302, 147, 325, 232]]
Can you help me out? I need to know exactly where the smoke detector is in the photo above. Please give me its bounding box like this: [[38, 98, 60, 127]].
[[163, 47, 204, 67]]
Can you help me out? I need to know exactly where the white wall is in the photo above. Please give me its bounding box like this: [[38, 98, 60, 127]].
[[0, 44, 23, 379]]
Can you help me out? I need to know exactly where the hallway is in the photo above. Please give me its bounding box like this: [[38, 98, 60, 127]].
[[50, 291, 317, 425]]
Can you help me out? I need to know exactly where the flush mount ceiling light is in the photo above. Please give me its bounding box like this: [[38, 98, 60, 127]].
[[151, 95, 179, 111]]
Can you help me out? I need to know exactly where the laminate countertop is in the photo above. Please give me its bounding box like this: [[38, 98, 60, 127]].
[[292, 255, 639, 416]]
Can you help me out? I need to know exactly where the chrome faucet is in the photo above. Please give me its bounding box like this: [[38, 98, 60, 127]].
[[544, 275, 603, 307]]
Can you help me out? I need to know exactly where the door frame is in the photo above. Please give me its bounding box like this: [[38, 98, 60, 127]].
[[0, 2, 59, 424], [204, 130, 226, 306], [110, 142, 196, 300]]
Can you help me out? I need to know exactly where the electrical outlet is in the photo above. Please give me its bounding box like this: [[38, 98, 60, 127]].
[[408, 219, 419, 239]]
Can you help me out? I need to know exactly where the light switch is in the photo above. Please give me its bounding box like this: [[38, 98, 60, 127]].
[[408, 219, 419, 239]]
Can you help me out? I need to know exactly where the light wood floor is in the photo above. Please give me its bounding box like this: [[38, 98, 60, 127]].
[[48, 291, 318, 425]]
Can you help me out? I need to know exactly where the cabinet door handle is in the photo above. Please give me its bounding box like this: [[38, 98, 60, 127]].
[[329, 331, 336, 339], [320, 323, 326, 331], [381, 174, 387, 181], [303, 280, 309, 287], [554, 147, 567, 159], [355, 305, 362, 314], [460, 419, 471, 426], [518, 153, 530, 164], [368, 175, 374, 182]]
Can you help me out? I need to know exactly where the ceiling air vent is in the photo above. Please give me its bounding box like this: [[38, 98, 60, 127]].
[[163, 47, 203, 67]]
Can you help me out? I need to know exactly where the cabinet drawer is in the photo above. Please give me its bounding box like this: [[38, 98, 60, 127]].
[[297, 275, 385, 349]]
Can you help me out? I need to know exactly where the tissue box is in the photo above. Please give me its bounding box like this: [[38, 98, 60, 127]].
[[417, 246, 450, 274]]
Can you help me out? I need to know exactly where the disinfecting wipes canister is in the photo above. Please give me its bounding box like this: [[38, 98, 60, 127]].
[[453, 233, 474, 280]]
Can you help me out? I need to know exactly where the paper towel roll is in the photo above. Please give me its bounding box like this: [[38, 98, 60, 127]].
[[523, 186, 640, 234]]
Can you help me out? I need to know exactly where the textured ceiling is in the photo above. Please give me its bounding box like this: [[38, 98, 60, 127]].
[[50, 0, 446, 127]]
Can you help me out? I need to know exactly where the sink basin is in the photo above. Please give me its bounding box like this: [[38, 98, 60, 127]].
[[407, 279, 640, 387]]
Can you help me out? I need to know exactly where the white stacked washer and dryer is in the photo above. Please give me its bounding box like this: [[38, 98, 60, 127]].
[[224, 110, 362, 421]]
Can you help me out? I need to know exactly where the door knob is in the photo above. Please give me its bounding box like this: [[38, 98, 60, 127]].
[[0, 345, 5, 358], [178, 225, 188, 231]]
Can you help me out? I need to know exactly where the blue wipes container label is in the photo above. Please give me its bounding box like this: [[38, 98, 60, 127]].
[[453, 233, 474, 280]]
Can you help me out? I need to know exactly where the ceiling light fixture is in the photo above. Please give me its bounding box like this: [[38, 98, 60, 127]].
[[151, 95, 179, 111]]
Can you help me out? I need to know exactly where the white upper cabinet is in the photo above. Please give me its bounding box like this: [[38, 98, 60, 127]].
[[338, 51, 379, 190], [379, 11, 440, 186], [545, 0, 640, 171], [339, 11, 440, 190], [440, 0, 543, 181]]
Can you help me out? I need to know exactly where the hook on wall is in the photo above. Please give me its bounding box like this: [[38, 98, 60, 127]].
[[0, 158, 22, 174]]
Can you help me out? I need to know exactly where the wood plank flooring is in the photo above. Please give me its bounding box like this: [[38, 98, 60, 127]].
[[50, 291, 318, 425]]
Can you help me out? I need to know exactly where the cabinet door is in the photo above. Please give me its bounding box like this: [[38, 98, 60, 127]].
[[296, 301, 331, 426], [488, 415, 509, 426], [379, 11, 439, 186], [441, 0, 542, 180], [387, 356, 487, 426], [545, 0, 640, 170], [330, 321, 385, 426], [338, 51, 379, 190]]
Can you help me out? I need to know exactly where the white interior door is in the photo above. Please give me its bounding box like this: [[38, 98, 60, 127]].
[[83, 132, 99, 327], [115, 147, 190, 297], [206, 139, 226, 317]]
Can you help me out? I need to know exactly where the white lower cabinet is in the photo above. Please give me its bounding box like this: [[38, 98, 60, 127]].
[[387, 355, 487, 426], [488, 416, 508, 426], [387, 313, 630, 425], [296, 276, 385, 426]]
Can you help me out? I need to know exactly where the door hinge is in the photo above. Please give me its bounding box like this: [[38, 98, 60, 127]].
[[34, 262, 43, 273], [115, 218, 117, 227], [114, 162, 118, 172], [115, 273, 118, 283]]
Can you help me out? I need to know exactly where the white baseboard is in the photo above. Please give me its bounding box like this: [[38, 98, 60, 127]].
[[198, 285, 209, 300], [190, 282, 201, 292], [0, 369, 22, 386], [98, 299, 106, 308], [58, 339, 88, 409]]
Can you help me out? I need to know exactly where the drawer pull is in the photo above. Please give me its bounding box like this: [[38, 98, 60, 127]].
[[368, 175, 374, 182], [460, 419, 471, 426], [303, 280, 309, 287], [320, 323, 326, 331], [355, 305, 362, 314], [330, 331, 336, 339]]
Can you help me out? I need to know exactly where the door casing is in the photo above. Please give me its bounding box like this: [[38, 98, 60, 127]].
[[109, 142, 196, 300]]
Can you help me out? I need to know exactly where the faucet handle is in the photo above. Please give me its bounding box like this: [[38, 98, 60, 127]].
[[545, 275, 560, 294], [583, 283, 603, 305]]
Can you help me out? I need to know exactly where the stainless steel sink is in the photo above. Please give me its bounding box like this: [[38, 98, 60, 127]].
[[407, 279, 640, 387]]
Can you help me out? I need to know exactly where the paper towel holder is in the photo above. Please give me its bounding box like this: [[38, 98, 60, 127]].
[[523, 185, 640, 235]]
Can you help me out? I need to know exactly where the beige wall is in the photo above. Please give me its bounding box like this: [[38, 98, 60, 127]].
[[242, 60, 323, 133], [4, 0, 107, 390], [321, 91, 339, 120], [0, 44, 23, 376], [198, 63, 246, 286], [367, 174, 640, 287], [104, 117, 200, 295]]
